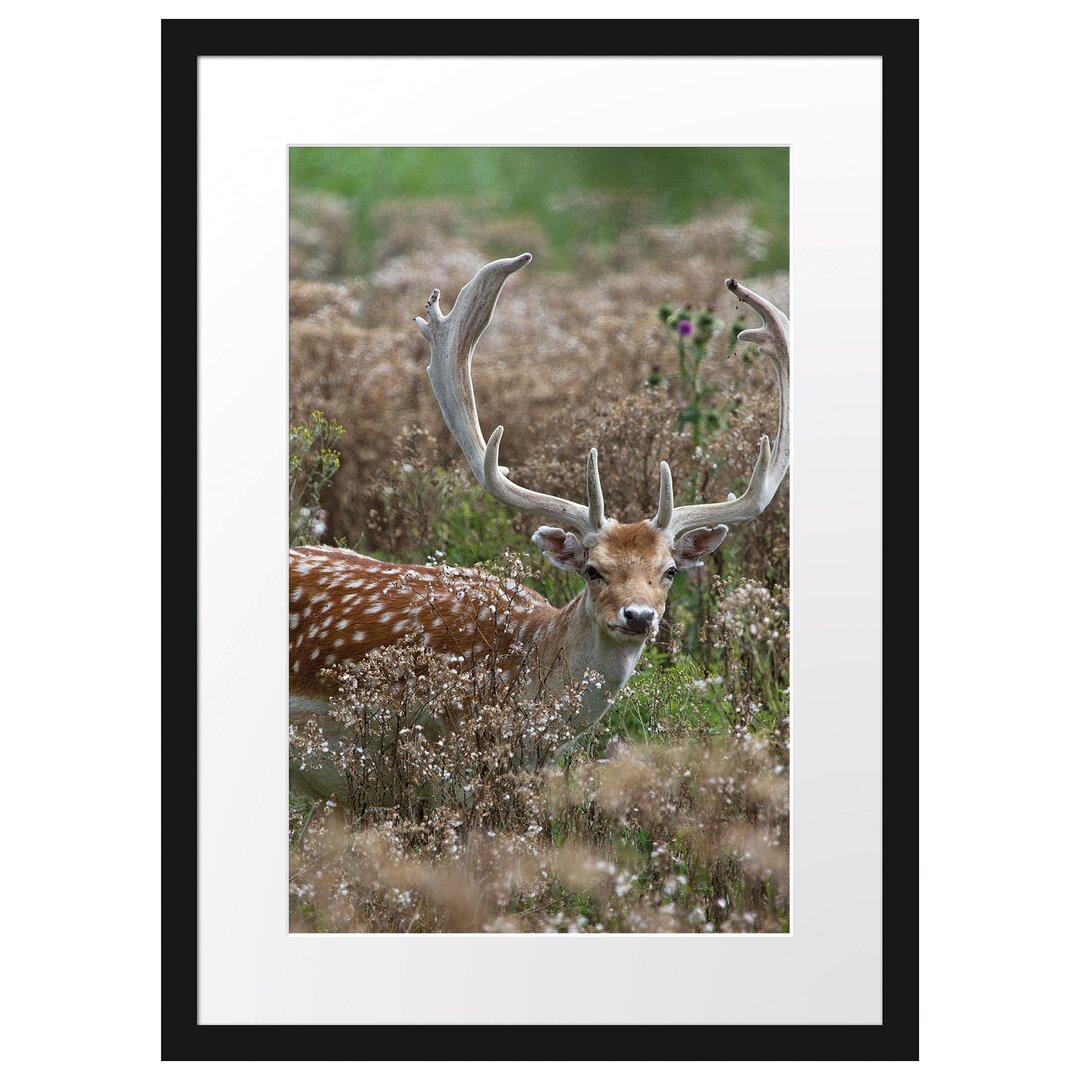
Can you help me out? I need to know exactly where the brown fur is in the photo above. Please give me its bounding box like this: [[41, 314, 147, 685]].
[[289, 546, 559, 698]]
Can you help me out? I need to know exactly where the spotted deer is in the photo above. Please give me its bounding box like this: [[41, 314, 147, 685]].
[[289, 253, 789, 737]]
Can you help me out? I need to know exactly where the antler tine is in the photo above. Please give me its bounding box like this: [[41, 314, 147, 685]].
[[651, 460, 674, 531], [661, 278, 790, 538], [419, 254, 605, 538], [586, 448, 605, 531]]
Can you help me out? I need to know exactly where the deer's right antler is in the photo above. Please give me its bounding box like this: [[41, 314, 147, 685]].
[[417, 253, 606, 538]]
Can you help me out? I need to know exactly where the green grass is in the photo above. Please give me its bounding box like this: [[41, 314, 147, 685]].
[[290, 146, 789, 273]]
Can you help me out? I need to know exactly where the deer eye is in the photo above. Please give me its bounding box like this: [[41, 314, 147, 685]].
[[663, 566, 678, 581], [584, 566, 605, 583]]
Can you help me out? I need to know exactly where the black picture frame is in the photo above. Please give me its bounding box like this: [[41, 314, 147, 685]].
[[162, 18, 918, 1061]]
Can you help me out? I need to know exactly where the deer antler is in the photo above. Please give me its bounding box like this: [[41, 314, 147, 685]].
[[652, 278, 789, 538], [417, 253, 606, 538]]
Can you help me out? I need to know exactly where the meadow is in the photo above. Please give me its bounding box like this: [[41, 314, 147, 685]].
[[288, 147, 790, 933]]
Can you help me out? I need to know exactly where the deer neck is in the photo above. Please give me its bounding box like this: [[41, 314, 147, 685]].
[[534, 592, 645, 724]]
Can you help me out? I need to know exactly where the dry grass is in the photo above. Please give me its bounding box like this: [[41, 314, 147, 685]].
[[290, 644, 789, 933], [288, 190, 790, 932]]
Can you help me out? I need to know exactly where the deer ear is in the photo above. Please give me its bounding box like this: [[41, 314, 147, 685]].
[[532, 527, 587, 572], [673, 525, 729, 568]]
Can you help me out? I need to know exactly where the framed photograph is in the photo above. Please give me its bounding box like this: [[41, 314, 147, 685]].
[[164, 20, 917, 1059]]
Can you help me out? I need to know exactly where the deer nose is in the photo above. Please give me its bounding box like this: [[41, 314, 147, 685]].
[[622, 606, 656, 634]]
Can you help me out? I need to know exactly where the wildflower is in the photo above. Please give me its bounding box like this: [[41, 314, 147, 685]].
[[677, 319, 693, 337]]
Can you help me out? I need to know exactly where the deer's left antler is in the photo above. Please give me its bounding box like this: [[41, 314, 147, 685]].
[[652, 278, 790, 537]]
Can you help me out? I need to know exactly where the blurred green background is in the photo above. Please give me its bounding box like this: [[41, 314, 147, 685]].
[[289, 147, 788, 274]]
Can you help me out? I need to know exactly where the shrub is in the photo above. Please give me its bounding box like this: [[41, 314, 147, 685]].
[[289, 410, 344, 545]]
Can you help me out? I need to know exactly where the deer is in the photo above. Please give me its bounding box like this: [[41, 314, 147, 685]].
[[289, 253, 788, 791]]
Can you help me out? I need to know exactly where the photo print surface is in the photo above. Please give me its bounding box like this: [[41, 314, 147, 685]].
[[287, 147, 790, 934]]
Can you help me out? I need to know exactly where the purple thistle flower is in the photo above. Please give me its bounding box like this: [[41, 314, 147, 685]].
[[677, 319, 694, 338]]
